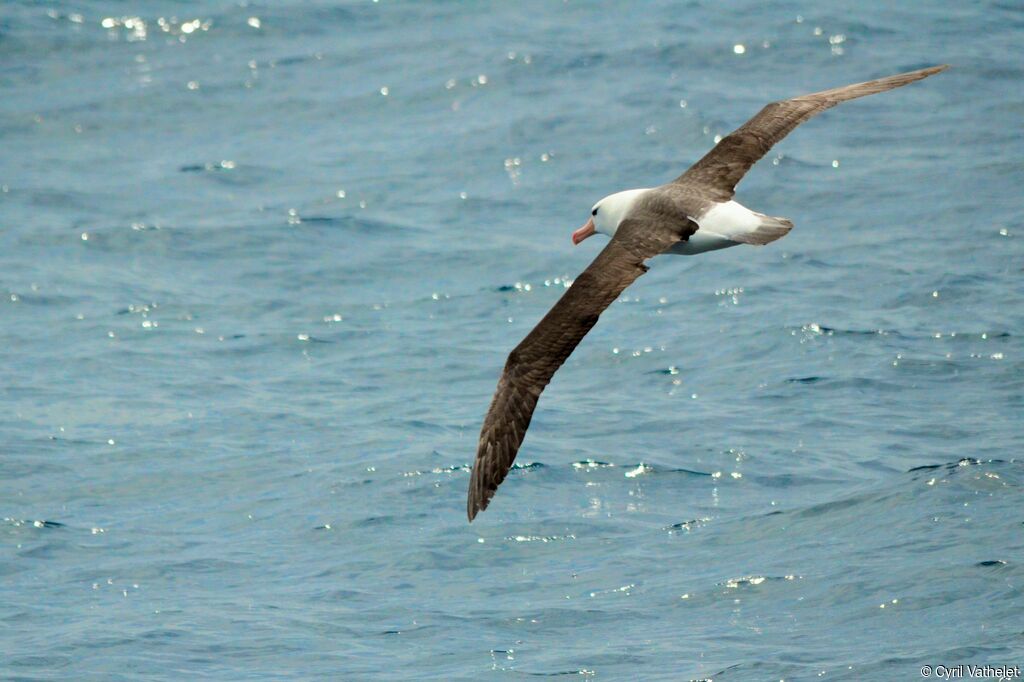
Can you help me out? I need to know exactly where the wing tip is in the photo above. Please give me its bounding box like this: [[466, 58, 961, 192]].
[[915, 64, 950, 78], [889, 64, 949, 88], [467, 492, 490, 523], [466, 471, 491, 523]]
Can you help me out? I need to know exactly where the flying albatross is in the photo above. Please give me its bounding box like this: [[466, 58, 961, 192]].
[[467, 64, 948, 521]]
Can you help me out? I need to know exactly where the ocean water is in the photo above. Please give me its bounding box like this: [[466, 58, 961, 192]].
[[2, 1, 1022, 679]]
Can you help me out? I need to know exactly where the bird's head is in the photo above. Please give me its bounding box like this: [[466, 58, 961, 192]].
[[571, 188, 650, 245]]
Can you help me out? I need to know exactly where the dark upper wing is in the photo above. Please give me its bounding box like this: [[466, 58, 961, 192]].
[[467, 217, 687, 521], [675, 65, 948, 201]]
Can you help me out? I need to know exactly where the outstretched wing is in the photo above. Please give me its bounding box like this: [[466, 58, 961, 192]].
[[467, 218, 687, 521], [676, 65, 948, 201]]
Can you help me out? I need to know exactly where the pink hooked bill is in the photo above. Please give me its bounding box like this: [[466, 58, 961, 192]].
[[571, 218, 596, 245]]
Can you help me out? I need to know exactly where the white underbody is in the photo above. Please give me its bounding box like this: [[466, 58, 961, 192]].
[[668, 229, 739, 255], [670, 200, 763, 256]]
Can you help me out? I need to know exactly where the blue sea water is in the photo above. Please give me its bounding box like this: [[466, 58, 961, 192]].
[[2, 1, 1023, 679]]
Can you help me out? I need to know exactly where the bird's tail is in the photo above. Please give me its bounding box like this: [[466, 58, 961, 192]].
[[730, 214, 794, 246]]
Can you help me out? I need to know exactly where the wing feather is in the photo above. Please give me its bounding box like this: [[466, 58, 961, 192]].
[[675, 65, 948, 200], [467, 219, 683, 520]]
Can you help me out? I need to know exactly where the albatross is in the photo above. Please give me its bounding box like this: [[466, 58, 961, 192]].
[[467, 65, 948, 521]]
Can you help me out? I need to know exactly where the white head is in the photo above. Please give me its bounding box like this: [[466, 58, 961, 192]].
[[571, 188, 651, 245]]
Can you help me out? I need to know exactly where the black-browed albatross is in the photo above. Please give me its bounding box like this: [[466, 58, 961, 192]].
[[467, 65, 948, 521]]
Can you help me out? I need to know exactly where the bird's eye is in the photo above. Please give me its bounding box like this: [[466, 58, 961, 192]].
[[592, 208, 598, 216]]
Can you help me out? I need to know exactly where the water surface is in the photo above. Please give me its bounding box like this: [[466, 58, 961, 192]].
[[2, 1, 1022, 680]]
